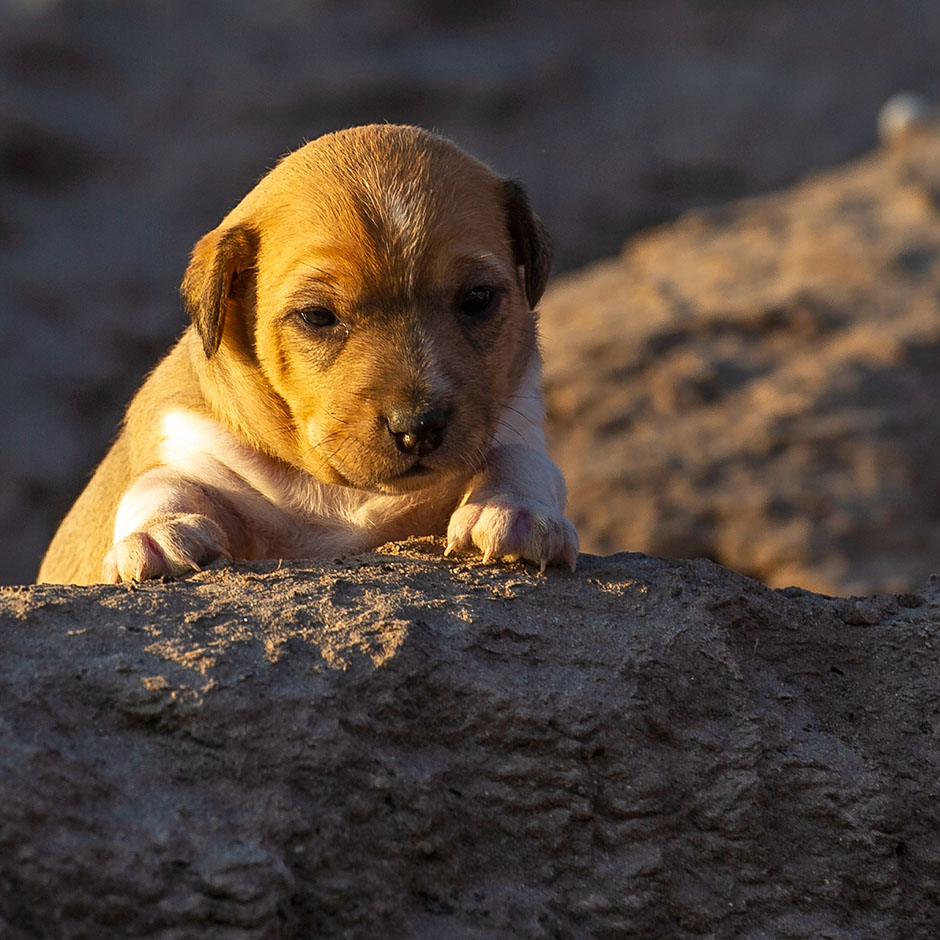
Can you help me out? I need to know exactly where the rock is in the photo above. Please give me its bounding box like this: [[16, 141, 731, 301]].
[[542, 129, 940, 595], [2, 537, 940, 937], [877, 92, 939, 143]]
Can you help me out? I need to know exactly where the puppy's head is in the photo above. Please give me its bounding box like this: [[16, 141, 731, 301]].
[[181, 124, 551, 493]]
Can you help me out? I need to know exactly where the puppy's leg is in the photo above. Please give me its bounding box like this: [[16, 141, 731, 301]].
[[446, 359, 579, 572], [103, 467, 240, 582]]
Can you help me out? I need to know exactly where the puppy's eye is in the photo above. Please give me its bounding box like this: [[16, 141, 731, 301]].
[[459, 286, 497, 317], [296, 306, 339, 328]]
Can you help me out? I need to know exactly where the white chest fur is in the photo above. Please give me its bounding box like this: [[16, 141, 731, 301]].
[[112, 410, 460, 560]]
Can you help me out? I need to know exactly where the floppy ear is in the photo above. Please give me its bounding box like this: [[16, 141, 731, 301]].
[[500, 179, 552, 309], [180, 225, 257, 358]]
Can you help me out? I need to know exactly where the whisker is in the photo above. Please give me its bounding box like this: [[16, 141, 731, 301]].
[[493, 418, 529, 447], [499, 403, 537, 423]]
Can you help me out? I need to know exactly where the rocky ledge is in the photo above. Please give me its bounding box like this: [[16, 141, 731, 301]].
[[2, 538, 938, 938]]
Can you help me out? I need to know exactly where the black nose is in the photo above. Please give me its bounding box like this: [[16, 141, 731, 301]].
[[387, 408, 448, 456]]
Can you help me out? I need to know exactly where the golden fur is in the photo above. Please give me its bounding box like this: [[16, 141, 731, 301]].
[[38, 125, 578, 584]]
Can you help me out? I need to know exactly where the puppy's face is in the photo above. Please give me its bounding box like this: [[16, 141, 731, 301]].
[[181, 126, 550, 494]]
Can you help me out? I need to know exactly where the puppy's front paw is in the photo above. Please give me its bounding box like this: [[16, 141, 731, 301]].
[[102, 512, 229, 583], [445, 499, 579, 573]]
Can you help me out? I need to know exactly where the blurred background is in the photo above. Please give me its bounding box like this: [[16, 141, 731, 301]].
[[5, 0, 940, 591]]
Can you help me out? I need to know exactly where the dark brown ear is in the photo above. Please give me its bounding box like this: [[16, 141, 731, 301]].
[[180, 225, 257, 358], [501, 179, 552, 309]]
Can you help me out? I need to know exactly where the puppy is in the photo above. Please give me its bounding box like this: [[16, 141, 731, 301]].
[[37, 124, 578, 585]]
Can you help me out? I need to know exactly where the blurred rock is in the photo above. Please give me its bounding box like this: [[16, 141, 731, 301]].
[[542, 129, 940, 594], [877, 91, 940, 143], [2, 539, 939, 937]]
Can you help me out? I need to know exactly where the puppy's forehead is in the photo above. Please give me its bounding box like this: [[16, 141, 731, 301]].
[[256, 127, 513, 296]]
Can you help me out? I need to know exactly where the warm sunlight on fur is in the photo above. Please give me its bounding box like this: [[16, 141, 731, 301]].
[[37, 125, 578, 584]]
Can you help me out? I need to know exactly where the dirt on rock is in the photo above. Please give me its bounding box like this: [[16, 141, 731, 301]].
[[3, 537, 940, 938], [542, 128, 940, 595]]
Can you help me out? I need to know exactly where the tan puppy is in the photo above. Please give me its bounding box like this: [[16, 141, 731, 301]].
[[37, 124, 578, 585]]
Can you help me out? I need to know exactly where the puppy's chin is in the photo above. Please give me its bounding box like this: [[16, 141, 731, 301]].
[[336, 463, 462, 496], [373, 463, 462, 495]]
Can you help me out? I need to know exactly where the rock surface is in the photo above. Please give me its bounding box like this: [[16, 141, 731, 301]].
[[3, 537, 940, 938], [542, 129, 940, 595]]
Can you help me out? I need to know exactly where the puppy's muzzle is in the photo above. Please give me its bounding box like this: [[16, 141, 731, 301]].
[[386, 407, 448, 457]]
